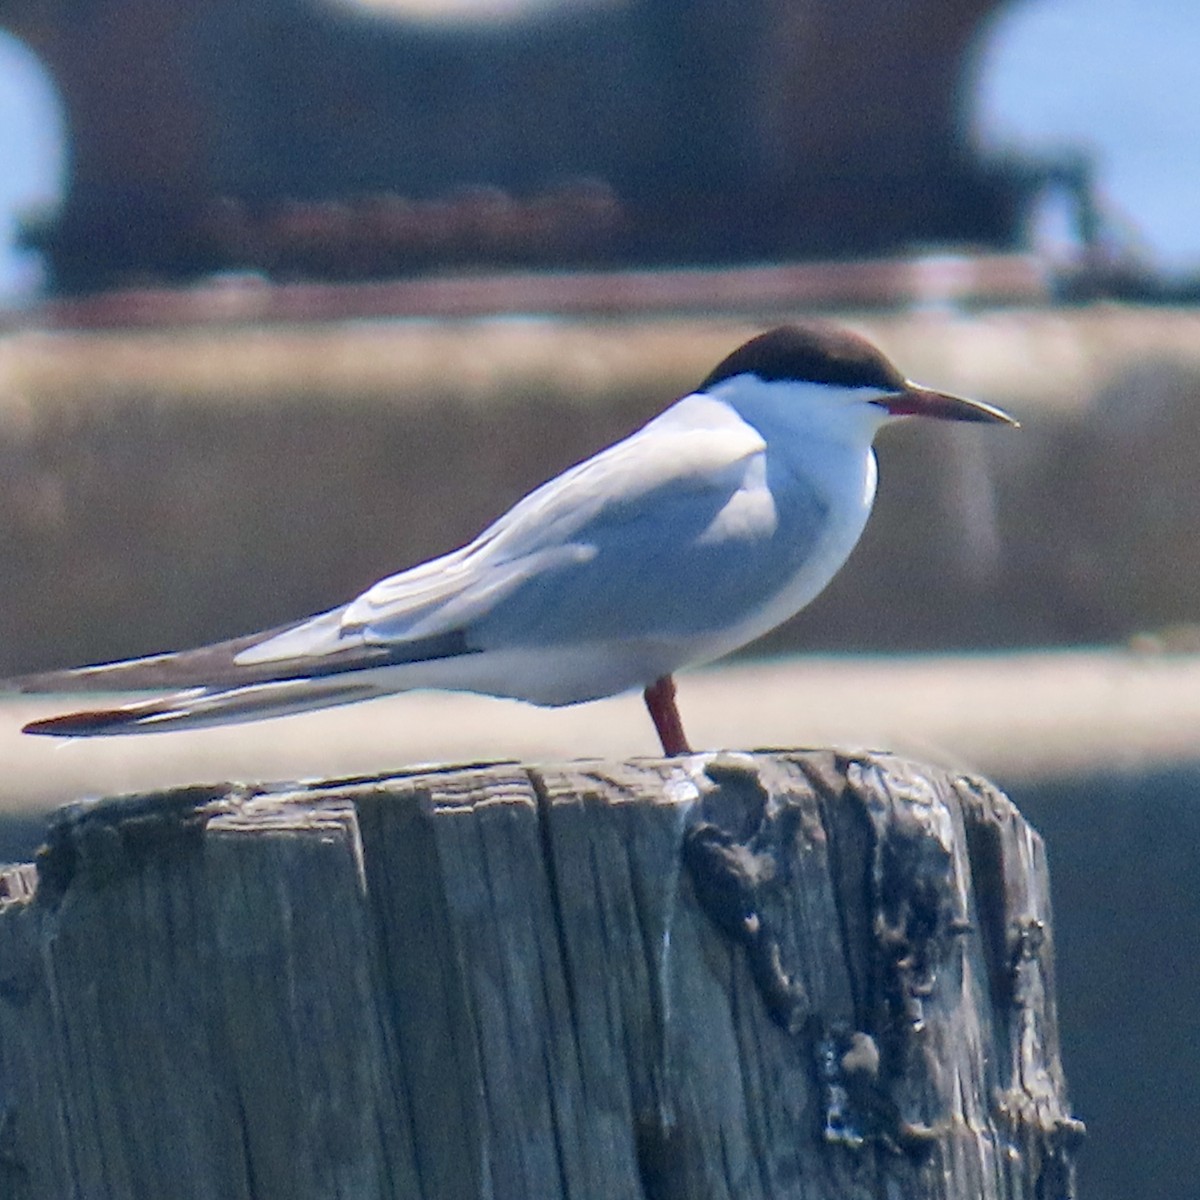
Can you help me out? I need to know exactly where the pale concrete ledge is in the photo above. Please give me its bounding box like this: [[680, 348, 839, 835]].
[[5, 646, 1199, 816]]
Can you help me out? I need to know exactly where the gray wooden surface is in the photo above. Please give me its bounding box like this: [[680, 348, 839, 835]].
[[0, 752, 1082, 1199]]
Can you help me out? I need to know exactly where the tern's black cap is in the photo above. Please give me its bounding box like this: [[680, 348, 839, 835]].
[[699, 323, 906, 393]]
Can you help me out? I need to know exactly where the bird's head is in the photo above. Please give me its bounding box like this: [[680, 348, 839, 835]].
[[698, 322, 1017, 438]]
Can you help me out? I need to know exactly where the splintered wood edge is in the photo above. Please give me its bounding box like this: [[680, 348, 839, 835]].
[[0, 751, 1019, 912]]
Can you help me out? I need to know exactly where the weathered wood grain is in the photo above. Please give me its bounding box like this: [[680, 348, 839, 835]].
[[0, 752, 1082, 1199]]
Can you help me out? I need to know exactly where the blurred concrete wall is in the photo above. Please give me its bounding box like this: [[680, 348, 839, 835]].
[[1, 304, 1198, 675]]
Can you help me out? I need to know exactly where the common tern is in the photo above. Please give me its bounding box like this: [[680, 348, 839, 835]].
[[15, 322, 1015, 753]]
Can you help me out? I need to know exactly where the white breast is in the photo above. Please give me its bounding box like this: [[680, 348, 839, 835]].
[[685, 375, 886, 664]]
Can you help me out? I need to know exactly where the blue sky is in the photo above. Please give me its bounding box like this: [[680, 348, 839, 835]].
[[0, 32, 64, 299], [975, 0, 1200, 274], [0, 0, 1197, 298]]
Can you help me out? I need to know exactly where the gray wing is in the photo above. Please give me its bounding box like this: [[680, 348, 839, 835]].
[[20, 394, 785, 700], [471, 447, 827, 648], [338, 394, 825, 653], [16, 396, 819, 736], [324, 394, 789, 650]]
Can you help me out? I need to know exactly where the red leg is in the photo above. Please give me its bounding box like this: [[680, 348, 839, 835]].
[[643, 674, 692, 756]]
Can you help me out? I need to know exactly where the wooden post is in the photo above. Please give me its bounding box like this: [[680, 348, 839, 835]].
[[0, 752, 1082, 1199]]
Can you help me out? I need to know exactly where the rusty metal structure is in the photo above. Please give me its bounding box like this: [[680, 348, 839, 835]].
[[2, 0, 1029, 293]]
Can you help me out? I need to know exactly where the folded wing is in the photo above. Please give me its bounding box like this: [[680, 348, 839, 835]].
[[17, 393, 776, 734]]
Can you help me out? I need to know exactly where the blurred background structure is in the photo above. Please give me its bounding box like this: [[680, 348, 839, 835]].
[[0, 0, 1196, 298], [0, 2, 1197, 1197], [0, 0, 1083, 291]]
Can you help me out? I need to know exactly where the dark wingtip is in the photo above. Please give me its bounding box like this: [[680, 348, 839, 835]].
[[23, 707, 143, 737]]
